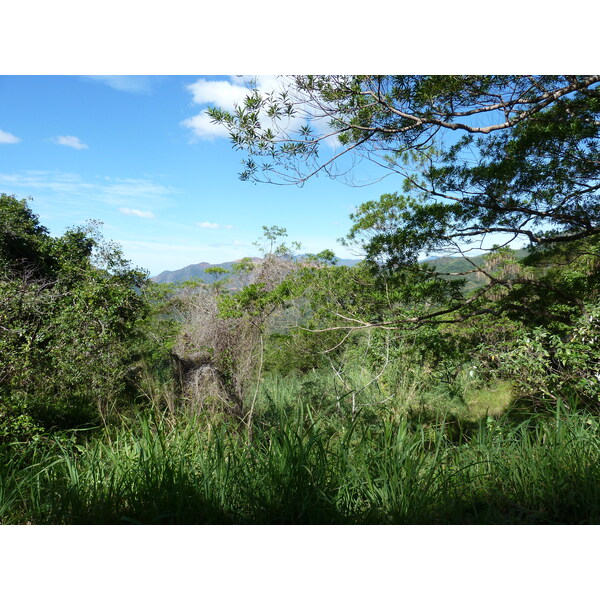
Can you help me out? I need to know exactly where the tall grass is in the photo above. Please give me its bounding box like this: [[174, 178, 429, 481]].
[[2, 399, 600, 524]]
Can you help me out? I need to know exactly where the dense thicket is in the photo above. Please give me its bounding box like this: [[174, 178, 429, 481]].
[[0, 194, 152, 438], [207, 75, 600, 409]]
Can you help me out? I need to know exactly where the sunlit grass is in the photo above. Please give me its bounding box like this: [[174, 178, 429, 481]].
[[463, 380, 514, 419]]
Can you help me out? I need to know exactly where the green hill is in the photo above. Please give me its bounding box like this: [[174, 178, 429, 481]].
[[151, 256, 361, 284], [423, 250, 529, 292], [151, 251, 529, 292]]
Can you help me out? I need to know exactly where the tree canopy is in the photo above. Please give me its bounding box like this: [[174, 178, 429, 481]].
[[210, 75, 600, 326]]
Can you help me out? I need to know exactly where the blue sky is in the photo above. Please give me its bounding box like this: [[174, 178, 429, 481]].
[[1, 0, 590, 280], [0, 75, 402, 276]]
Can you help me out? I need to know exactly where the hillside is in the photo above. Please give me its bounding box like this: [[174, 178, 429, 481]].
[[151, 250, 526, 289], [423, 250, 529, 293], [151, 258, 264, 284], [151, 251, 530, 293], [151, 256, 362, 284]]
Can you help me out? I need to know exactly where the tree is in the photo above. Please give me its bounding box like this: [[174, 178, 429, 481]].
[[0, 194, 150, 435], [209, 76, 600, 327], [170, 226, 305, 431], [0, 194, 57, 278]]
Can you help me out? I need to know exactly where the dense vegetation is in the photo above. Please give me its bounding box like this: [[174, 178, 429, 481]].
[[1, 75, 598, 524]]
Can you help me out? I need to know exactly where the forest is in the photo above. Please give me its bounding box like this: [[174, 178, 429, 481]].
[[1, 75, 599, 524]]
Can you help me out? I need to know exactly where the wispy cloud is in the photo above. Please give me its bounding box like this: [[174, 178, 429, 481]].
[[119, 207, 155, 218], [0, 171, 96, 194], [101, 178, 177, 203], [0, 171, 179, 224], [197, 221, 233, 229], [0, 129, 20, 144], [53, 135, 88, 150], [83, 76, 157, 94]]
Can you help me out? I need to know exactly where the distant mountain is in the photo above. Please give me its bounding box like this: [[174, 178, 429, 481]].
[[151, 251, 527, 289], [151, 256, 363, 284], [333, 257, 364, 267], [151, 258, 263, 284], [421, 249, 529, 292]]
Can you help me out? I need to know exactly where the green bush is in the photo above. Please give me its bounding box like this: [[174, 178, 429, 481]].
[[0, 194, 152, 436]]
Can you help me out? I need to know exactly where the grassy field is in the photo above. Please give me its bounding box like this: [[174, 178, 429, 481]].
[[2, 372, 599, 525]]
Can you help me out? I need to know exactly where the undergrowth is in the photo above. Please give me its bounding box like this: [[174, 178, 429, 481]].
[[1, 394, 599, 525]]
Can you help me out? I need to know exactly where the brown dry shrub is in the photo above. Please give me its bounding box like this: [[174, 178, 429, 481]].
[[171, 254, 300, 420]]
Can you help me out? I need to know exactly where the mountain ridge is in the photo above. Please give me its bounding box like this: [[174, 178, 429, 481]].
[[151, 250, 528, 287], [151, 256, 362, 284]]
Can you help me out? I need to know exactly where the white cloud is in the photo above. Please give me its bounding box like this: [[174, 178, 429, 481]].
[[187, 77, 250, 110], [0, 129, 20, 144], [119, 207, 155, 218], [182, 75, 339, 147], [182, 76, 292, 141], [54, 135, 88, 150], [197, 221, 233, 229], [181, 112, 228, 140]]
